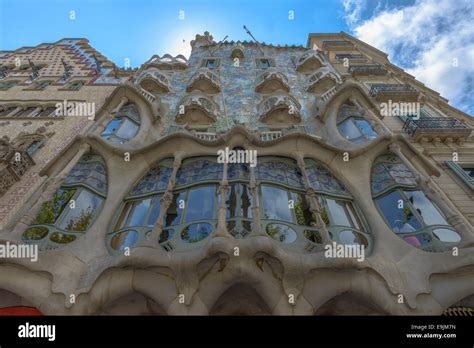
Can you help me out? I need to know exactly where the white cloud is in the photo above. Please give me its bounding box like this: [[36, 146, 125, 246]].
[[342, 0, 365, 26], [344, 0, 474, 115]]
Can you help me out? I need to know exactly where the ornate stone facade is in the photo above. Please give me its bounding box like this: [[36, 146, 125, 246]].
[[0, 32, 473, 315]]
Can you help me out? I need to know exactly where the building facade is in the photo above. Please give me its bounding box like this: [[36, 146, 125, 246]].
[[0, 32, 473, 315]]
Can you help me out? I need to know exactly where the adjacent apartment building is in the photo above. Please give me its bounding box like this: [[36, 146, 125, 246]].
[[0, 32, 473, 315]]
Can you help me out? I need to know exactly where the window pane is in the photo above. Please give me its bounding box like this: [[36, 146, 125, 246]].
[[115, 201, 133, 231], [405, 191, 448, 226], [101, 118, 121, 137], [185, 186, 216, 222], [165, 192, 185, 226], [354, 119, 377, 138], [128, 198, 151, 227], [261, 185, 293, 222], [240, 184, 253, 218], [58, 189, 103, 231], [338, 118, 362, 140], [115, 117, 139, 139], [226, 184, 237, 219], [462, 167, 474, 178], [290, 192, 315, 226], [326, 199, 351, 227], [147, 197, 161, 227], [375, 191, 422, 232], [266, 223, 297, 243]]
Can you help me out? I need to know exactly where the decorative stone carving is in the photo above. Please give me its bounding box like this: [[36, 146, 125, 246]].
[[186, 67, 220, 93], [255, 68, 290, 93], [0, 139, 35, 197]]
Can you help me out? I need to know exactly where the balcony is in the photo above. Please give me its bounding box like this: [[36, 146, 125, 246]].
[[136, 68, 171, 94], [176, 93, 219, 126], [296, 50, 326, 73], [194, 131, 218, 141], [322, 40, 354, 51], [307, 68, 342, 94], [370, 84, 419, 102], [258, 94, 301, 126], [348, 65, 388, 76], [335, 54, 367, 62], [186, 67, 220, 93], [255, 68, 290, 93], [402, 117, 472, 142], [260, 130, 282, 141]]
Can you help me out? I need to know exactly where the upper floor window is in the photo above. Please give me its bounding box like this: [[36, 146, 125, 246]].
[[30, 80, 52, 90], [372, 154, 461, 251], [0, 80, 20, 90], [66, 80, 85, 91], [256, 58, 274, 69], [23, 154, 108, 250], [101, 103, 140, 144], [446, 160, 474, 191], [337, 103, 377, 143], [203, 58, 220, 69]]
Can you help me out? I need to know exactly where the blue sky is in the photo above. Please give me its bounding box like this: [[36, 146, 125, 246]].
[[0, 0, 472, 115]]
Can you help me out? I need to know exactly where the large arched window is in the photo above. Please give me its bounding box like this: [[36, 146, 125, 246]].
[[304, 159, 370, 247], [371, 153, 461, 251], [159, 157, 223, 251], [101, 104, 140, 144], [107, 159, 173, 254], [23, 154, 107, 250], [336, 103, 377, 144], [257, 158, 319, 247]]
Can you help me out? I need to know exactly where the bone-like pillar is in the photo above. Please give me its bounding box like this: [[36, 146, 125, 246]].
[[149, 153, 183, 242], [389, 143, 474, 241], [294, 153, 331, 244], [215, 161, 231, 237], [249, 163, 264, 236]]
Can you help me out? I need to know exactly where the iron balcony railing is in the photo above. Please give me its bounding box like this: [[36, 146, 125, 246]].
[[370, 83, 417, 96], [348, 65, 387, 76], [402, 117, 470, 136]]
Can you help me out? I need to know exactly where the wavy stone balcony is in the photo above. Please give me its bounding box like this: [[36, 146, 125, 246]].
[[186, 67, 220, 93], [370, 84, 419, 102], [176, 93, 219, 126], [258, 94, 301, 125], [348, 64, 388, 76], [296, 50, 326, 73], [135, 68, 171, 94], [255, 68, 290, 93], [402, 117, 472, 142], [307, 68, 342, 94], [144, 54, 188, 70]]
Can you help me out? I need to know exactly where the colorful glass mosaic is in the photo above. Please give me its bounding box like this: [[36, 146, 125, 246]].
[[371, 154, 417, 196]]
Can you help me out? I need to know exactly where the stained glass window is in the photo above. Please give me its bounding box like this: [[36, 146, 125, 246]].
[[24, 154, 108, 249], [371, 154, 417, 196], [175, 158, 223, 188], [305, 159, 350, 197], [372, 153, 460, 250], [129, 160, 173, 197], [256, 158, 304, 188]]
